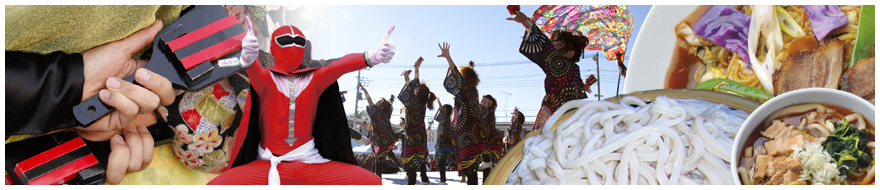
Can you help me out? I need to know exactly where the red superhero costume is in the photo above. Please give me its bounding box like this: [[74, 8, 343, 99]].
[[208, 22, 397, 185]]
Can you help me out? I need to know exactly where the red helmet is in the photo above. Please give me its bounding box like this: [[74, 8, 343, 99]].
[[269, 25, 307, 76]]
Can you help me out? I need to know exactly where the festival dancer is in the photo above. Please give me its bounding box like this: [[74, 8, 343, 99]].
[[358, 83, 398, 180], [478, 94, 504, 183], [398, 57, 437, 185], [433, 102, 454, 183], [507, 10, 589, 130], [506, 107, 525, 151], [438, 42, 484, 185], [208, 19, 397, 184]]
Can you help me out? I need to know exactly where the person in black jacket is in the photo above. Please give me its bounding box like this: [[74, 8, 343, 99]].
[[6, 20, 176, 184]]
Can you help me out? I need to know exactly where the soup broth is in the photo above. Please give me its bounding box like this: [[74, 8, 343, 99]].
[[738, 103, 875, 185]]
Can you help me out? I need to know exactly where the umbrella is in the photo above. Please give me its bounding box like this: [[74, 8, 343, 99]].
[[531, 5, 634, 61]]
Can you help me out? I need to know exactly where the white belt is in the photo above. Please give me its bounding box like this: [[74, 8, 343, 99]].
[[258, 139, 330, 185]]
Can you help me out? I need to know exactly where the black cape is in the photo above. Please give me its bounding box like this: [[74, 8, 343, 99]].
[[229, 81, 357, 168]]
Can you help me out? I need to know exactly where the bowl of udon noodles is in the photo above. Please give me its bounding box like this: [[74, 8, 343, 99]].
[[486, 89, 761, 185], [732, 88, 875, 185]]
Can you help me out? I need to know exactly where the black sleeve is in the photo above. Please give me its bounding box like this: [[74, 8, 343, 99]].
[[6, 51, 85, 135]]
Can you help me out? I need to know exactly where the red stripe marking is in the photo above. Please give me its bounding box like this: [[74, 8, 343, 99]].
[[14, 138, 86, 177], [28, 154, 98, 185], [167, 16, 239, 51], [404, 146, 428, 153], [179, 32, 245, 70], [5, 174, 13, 185]]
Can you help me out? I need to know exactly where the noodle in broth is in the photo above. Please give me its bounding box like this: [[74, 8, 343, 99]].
[[738, 103, 875, 185]]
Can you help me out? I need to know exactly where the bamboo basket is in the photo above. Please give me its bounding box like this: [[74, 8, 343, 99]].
[[483, 89, 760, 185]]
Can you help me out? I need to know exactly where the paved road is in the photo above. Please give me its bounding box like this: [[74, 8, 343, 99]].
[[379, 171, 488, 185]]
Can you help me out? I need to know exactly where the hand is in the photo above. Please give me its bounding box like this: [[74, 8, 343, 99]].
[[224, 5, 248, 25], [79, 20, 175, 133], [366, 25, 396, 65], [105, 125, 155, 184], [239, 16, 259, 68], [358, 82, 366, 90], [437, 42, 451, 59], [506, 11, 531, 28], [76, 112, 156, 185], [414, 57, 424, 68], [469, 61, 475, 68], [77, 112, 157, 142], [401, 70, 412, 77]]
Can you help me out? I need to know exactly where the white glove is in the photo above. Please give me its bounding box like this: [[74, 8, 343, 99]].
[[366, 25, 396, 66], [239, 17, 259, 68]]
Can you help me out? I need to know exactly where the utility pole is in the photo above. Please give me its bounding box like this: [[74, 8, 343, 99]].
[[593, 52, 601, 100], [353, 68, 373, 128], [353, 69, 367, 124], [500, 91, 512, 120], [616, 73, 622, 97], [616, 52, 625, 97]]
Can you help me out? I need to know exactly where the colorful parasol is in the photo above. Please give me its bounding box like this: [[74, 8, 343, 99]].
[[531, 5, 634, 60]]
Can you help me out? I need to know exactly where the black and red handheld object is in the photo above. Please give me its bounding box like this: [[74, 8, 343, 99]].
[[507, 5, 521, 15], [73, 5, 247, 126], [5, 132, 105, 185]]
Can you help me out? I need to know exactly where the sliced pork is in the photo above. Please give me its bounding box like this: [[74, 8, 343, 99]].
[[841, 57, 875, 104], [773, 39, 845, 95]]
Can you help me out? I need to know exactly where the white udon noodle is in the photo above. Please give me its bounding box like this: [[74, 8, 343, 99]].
[[506, 96, 749, 185]]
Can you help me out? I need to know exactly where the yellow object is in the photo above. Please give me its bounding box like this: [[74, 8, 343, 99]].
[[5, 134, 37, 144], [5, 5, 186, 54], [116, 144, 209, 185], [7, 135, 209, 185], [5, 5, 213, 185]]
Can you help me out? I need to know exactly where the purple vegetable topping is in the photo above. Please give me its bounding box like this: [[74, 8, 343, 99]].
[[803, 5, 848, 41], [694, 5, 752, 66]]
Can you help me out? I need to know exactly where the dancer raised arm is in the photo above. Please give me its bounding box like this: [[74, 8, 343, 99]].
[[506, 9, 588, 131], [436, 41, 484, 185], [438, 42, 456, 69], [358, 83, 375, 107], [397, 56, 433, 185], [402, 70, 412, 83], [413, 57, 423, 80]]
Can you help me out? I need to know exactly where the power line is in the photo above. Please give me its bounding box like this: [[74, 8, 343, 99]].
[[363, 68, 621, 82], [376, 60, 535, 68]]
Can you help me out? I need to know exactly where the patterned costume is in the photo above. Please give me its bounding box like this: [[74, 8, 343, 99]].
[[434, 105, 454, 182], [397, 79, 428, 170], [366, 104, 396, 161], [443, 67, 485, 176], [165, 74, 250, 173], [506, 113, 524, 151], [479, 105, 504, 163], [433, 106, 454, 164], [519, 24, 588, 130]]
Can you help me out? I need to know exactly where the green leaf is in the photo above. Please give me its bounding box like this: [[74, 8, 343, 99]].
[[850, 5, 874, 68]]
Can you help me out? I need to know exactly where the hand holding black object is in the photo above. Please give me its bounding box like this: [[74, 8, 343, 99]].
[[77, 20, 175, 133]]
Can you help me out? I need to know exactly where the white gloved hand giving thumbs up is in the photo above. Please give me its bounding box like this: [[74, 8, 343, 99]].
[[366, 25, 396, 66]]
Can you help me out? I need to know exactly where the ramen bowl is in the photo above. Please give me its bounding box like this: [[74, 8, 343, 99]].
[[731, 88, 876, 185]]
